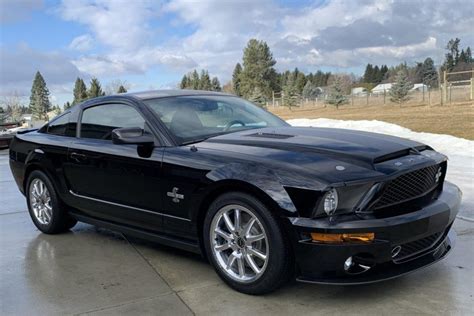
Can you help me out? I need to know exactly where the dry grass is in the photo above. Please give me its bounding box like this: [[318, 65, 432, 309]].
[[269, 101, 474, 140]]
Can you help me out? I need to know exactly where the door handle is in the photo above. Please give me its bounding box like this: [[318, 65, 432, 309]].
[[70, 152, 87, 162]]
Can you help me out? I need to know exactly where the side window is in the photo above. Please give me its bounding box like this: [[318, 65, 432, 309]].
[[80, 104, 146, 140], [47, 112, 75, 137]]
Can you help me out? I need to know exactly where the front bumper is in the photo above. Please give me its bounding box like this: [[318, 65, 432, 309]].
[[288, 181, 461, 285]]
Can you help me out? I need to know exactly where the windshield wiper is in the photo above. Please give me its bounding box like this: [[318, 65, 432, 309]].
[[180, 132, 229, 146]]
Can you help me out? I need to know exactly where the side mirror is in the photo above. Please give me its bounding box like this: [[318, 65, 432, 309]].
[[112, 127, 154, 146]]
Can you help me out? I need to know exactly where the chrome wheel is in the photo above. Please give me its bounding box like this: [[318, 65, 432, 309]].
[[29, 179, 52, 225], [210, 204, 269, 283]]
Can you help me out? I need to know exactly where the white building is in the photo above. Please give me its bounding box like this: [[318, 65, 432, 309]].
[[411, 83, 428, 92], [372, 83, 392, 94], [351, 87, 367, 95]]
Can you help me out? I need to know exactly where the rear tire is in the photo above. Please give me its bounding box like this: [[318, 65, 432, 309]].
[[203, 192, 291, 295], [26, 170, 77, 234]]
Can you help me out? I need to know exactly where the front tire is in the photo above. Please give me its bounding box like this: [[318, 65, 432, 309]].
[[203, 192, 291, 294], [26, 170, 77, 234]]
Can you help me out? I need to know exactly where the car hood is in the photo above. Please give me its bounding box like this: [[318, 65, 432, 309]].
[[205, 127, 427, 166], [197, 126, 443, 186]]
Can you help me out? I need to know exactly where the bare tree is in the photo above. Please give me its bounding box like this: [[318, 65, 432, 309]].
[[1, 92, 26, 122], [105, 79, 131, 95]]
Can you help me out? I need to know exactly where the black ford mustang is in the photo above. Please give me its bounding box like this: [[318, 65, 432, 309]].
[[9, 90, 461, 294]]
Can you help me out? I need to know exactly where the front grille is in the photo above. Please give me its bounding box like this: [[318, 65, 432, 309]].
[[374, 163, 443, 209], [394, 232, 443, 262]]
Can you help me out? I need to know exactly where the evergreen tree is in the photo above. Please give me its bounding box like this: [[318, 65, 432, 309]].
[[466, 47, 472, 62], [72, 78, 88, 105], [326, 75, 348, 109], [380, 65, 389, 81], [389, 71, 412, 106], [180, 74, 188, 89], [29, 71, 51, 120], [248, 86, 266, 107], [53, 105, 62, 115], [363, 64, 374, 83], [211, 77, 221, 91], [444, 38, 461, 71], [421, 57, 438, 88], [199, 70, 212, 90], [64, 101, 72, 110], [190, 70, 200, 90], [239, 39, 277, 99], [117, 85, 127, 93], [302, 81, 321, 99], [88, 78, 105, 98], [373, 65, 381, 83], [295, 70, 307, 94], [282, 75, 299, 109], [232, 63, 242, 96]]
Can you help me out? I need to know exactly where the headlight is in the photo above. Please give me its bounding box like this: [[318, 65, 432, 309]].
[[323, 188, 338, 216]]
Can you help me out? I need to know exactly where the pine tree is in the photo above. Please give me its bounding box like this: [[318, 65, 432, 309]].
[[211, 77, 221, 91], [117, 85, 127, 93], [239, 39, 277, 99], [72, 78, 88, 105], [248, 86, 266, 107], [53, 105, 62, 115], [326, 75, 348, 109], [444, 38, 460, 71], [295, 71, 307, 94], [232, 63, 242, 96], [282, 75, 299, 109], [64, 101, 72, 110], [302, 81, 321, 99], [421, 57, 438, 88], [466, 47, 472, 63], [363, 64, 374, 83], [390, 71, 412, 106], [180, 74, 188, 89], [29, 71, 51, 120], [199, 70, 212, 90], [190, 70, 200, 90], [88, 78, 105, 98]]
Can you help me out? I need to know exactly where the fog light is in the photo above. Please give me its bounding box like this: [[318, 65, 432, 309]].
[[311, 232, 375, 243], [343, 255, 373, 274], [344, 256, 353, 271], [323, 189, 338, 215]]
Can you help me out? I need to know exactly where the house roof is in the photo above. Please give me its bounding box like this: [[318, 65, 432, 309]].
[[372, 83, 393, 91]]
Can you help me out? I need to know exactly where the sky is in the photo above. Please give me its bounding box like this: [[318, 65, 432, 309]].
[[0, 0, 473, 106]]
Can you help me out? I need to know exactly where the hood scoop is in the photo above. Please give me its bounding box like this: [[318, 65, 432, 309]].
[[246, 132, 295, 139]]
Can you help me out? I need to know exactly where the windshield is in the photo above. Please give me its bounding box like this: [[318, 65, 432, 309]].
[[144, 95, 289, 144]]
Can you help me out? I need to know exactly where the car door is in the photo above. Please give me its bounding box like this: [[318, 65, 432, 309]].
[[64, 102, 165, 232]]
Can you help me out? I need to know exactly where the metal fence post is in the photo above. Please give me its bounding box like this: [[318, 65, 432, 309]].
[[443, 70, 448, 103]]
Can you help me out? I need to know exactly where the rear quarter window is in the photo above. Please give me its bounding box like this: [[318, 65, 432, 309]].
[[46, 112, 75, 137]]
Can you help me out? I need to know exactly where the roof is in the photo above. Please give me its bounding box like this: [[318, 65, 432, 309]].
[[126, 89, 234, 100], [372, 83, 393, 91]]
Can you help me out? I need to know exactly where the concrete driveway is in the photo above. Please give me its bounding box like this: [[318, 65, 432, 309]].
[[0, 149, 473, 315]]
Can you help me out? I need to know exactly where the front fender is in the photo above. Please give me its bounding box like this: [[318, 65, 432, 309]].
[[206, 162, 298, 213]]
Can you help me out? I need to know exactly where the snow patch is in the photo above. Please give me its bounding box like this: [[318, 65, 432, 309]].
[[289, 118, 473, 220]]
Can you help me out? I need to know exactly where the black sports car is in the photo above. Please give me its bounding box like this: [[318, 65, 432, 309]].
[[9, 90, 461, 294]]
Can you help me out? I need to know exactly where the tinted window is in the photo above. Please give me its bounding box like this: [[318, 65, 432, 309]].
[[80, 104, 145, 140], [144, 96, 288, 144], [47, 112, 75, 137]]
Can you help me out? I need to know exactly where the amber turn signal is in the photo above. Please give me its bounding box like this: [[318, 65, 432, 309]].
[[310, 232, 375, 243]]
